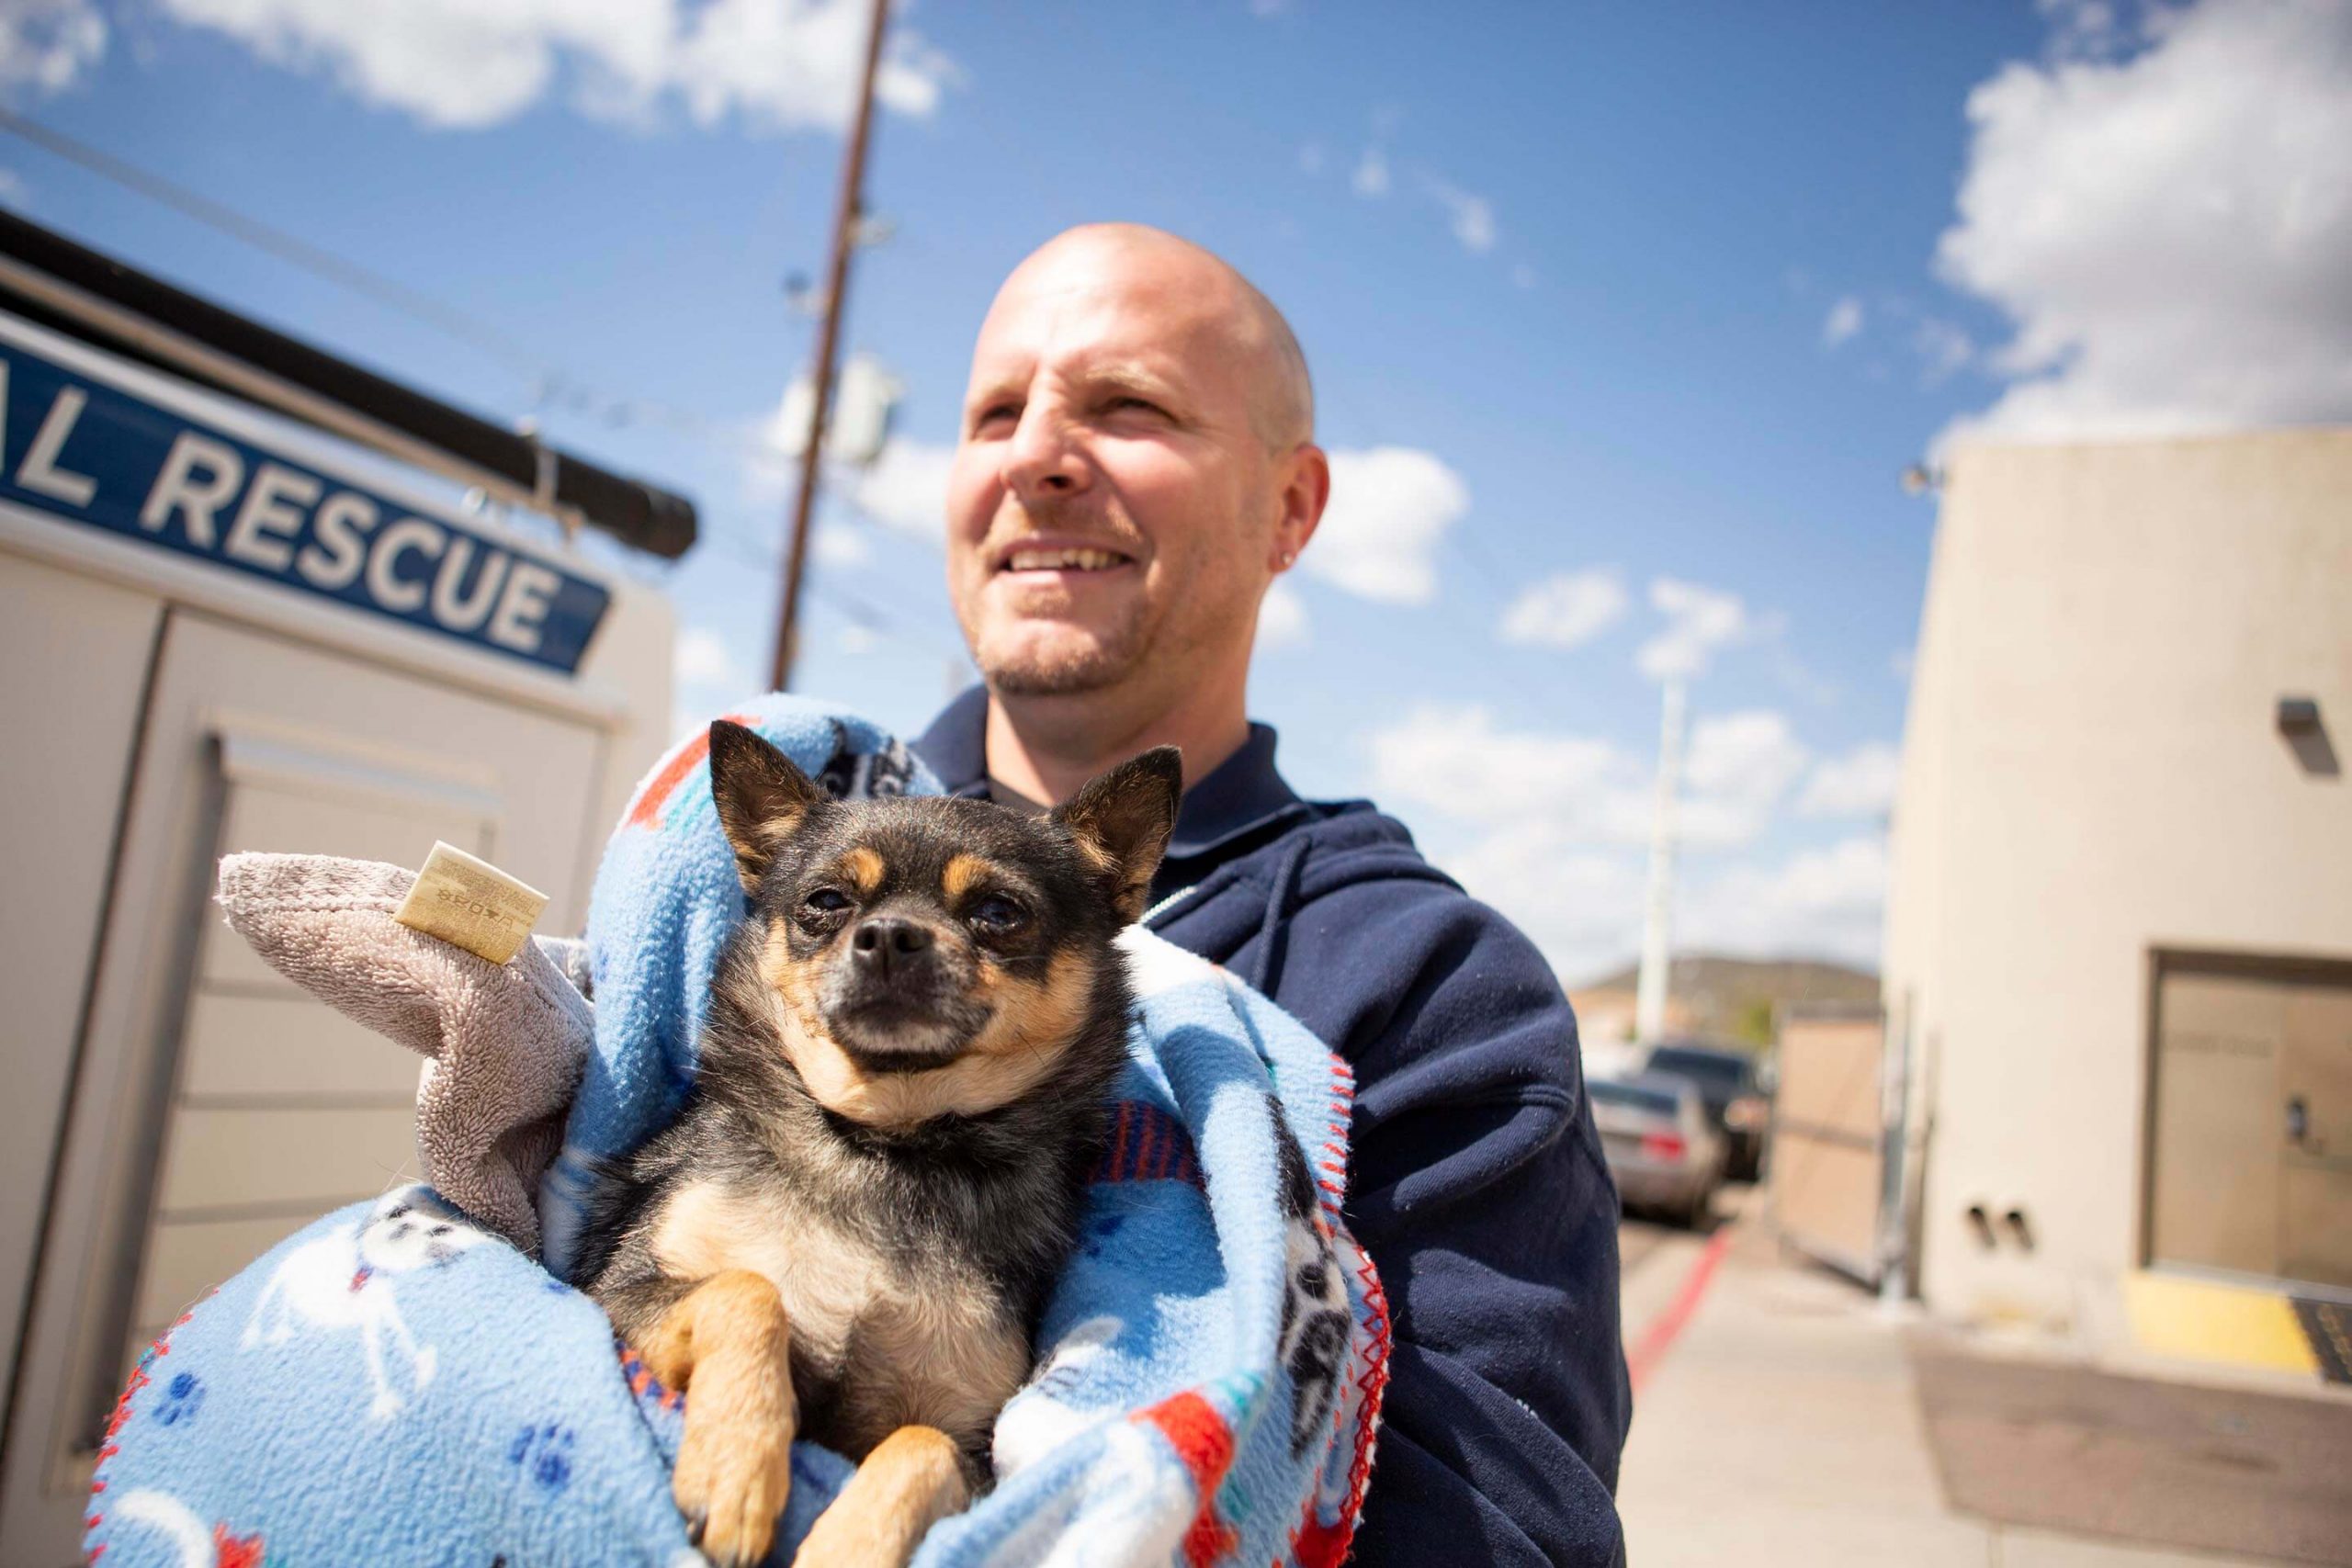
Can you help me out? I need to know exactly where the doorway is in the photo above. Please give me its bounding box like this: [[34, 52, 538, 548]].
[[2148, 950, 2352, 1292]]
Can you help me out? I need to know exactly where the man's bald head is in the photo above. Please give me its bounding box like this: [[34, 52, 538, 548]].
[[993, 223, 1315, 451], [945, 220, 1330, 722]]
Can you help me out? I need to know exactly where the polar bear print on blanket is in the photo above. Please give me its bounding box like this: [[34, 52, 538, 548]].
[[1270, 1096, 1351, 1458], [242, 1187, 484, 1419]]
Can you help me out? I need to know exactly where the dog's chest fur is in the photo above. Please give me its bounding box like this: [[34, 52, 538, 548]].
[[648, 1171, 1032, 1457]]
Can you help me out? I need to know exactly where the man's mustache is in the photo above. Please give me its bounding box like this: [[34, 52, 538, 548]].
[[979, 498, 1148, 558]]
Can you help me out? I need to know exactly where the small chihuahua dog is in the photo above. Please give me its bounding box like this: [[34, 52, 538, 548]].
[[576, 721, 1180, 1568]]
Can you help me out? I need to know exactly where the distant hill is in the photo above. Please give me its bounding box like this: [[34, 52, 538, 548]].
[[1566, 953, 1879, 1048]]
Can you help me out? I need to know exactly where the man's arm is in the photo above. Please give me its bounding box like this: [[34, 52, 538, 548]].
[[1272, 877, 1631, 1567]]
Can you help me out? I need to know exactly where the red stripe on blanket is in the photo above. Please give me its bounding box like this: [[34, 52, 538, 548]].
[[1087, 1101, 1205, 1190], [623, 711, 757, 828], [1138, 1391, 1239, 1568]]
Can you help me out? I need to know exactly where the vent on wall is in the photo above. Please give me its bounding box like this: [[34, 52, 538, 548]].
[[2278, 695, 2339, 778]]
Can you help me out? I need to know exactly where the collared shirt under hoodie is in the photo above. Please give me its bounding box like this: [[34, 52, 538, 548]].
[[913, 686, 1632, 1568]]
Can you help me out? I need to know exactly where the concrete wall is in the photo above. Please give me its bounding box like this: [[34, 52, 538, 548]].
[[1882, 427, 2352, 1326]]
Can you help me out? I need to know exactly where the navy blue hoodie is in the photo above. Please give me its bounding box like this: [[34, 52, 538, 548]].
[[914, 691, 1631, 1567]]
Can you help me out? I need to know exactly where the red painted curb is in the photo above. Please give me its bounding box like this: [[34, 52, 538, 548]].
[[1626, 1224, 1735, 1393]]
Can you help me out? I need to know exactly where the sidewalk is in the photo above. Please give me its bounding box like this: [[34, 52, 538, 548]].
[[1613, 1213, 2292, 1568]]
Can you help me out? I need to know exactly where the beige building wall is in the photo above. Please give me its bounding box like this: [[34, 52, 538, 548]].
[[0, 311, 678, 1561], [1882, 427, 2352, 1326]]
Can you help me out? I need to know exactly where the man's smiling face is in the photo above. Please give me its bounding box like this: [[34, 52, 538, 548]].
[[945, 228, 1309, 700]]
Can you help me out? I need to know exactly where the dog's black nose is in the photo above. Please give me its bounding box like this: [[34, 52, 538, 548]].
[[851, 916, 932, 976]]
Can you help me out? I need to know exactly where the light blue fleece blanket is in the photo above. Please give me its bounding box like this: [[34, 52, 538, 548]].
[[86, 696, 1390, 1568]]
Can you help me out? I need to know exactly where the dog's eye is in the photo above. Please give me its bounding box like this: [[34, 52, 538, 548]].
[[969, 894, 1027, 932], [802, 887, 853, 916]]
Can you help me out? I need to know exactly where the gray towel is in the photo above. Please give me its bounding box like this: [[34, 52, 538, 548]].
[[214, 852, 594, 1255]]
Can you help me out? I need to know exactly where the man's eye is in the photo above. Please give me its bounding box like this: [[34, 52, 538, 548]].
[[969, 894, 1027, 931], [972, 402, 1021, 432], [1106, 396, 1165, 418], [802, 887, 852, 916]]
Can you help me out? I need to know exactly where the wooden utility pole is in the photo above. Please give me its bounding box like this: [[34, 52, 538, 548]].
[[768, 0, 891, 692]]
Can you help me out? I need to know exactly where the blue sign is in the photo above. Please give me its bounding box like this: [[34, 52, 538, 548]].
[[0, 336, 609, 674]]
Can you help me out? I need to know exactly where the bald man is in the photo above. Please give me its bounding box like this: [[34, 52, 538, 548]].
[[911, 226, 1631, 1566]]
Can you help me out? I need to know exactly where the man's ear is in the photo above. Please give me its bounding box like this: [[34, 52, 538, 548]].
[[1052, 747, 1182, 924], [707, 720, 828, 896]]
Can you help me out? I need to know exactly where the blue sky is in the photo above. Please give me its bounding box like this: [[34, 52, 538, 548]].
[[6, 0, 2342, 988]]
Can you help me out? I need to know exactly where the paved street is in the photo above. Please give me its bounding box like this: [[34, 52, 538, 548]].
[[1611, 1196, 2313, 1568]]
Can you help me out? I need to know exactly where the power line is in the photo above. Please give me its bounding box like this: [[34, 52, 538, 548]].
[[705, 511, 967, 667], [0, 107, 788, 457], [0, 107, 550, 380], [0, 107, 980, 676]]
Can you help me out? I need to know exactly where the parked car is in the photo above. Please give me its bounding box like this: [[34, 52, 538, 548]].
[[1643, 1041, 1772, 1180], [1590, 1074, 1726, 1227]]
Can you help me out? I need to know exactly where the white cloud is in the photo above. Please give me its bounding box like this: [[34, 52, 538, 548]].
[[1822, 295, 1865, 349], [0, 0, 105, 95], [0, 167, 27, 207], [1296, 141, 1326, 176], [672, 624, 756, 731], [1797, 741, 1902, 818], [1368, 704, 1641, 830], [1351, 147, 1390, 197], [1363, 703, 1843, 981], [1680, 835, 1889, 968], [1679, 709, 1810, 847], [1936, 0, 2352, 447], [811, 520, 870, 568], [1511, 262, 1538, 290], [2040, 0, 2133, 63], [1306, 446, 1468, 605], [1498, 568, 1629, 649], [675, 624, 744, 688], [1424, 176, 1498, 254], [151, 0, 959, 132], [1366, 702, 1805, 853], [852, 436, 955, 542], [1256, 578, 1309, 650], [1637, 576, 1757, 681], [1912, 316, 1975, 384]]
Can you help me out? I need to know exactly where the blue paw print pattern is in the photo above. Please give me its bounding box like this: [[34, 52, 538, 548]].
[[153, 1370, 204, 1427], [1080, 1213, 1126, 1260], [507, 1422, 575, 1494]]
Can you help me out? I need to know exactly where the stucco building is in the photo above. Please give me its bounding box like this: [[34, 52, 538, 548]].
[[1882, 427, 2351, 1336]]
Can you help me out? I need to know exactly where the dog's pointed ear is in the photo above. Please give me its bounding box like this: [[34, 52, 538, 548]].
[[1052, 746, 1182, 924], [708, 720, 828, 895]]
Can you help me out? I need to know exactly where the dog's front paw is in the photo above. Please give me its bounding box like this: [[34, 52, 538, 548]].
[[790, 1426, 969, 1568], [674, 1419, 792, 1568]]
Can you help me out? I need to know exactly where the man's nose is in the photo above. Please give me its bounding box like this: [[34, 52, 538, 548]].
[[1001, 406, 1092, 502]]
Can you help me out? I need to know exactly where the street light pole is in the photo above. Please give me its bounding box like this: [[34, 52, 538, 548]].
[[1634, 675, 1688, 1043], [767, 0, 891, 693]]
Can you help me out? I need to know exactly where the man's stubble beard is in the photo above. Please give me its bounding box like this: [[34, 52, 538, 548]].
[[962, 495, 1159, 697], [961, 495, 1261, 701], [978, 604, 1153, 697]]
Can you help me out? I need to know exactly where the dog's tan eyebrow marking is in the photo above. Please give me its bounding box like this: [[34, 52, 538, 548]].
[[942, 853, 995, 902], [839, 846, 885, 896]]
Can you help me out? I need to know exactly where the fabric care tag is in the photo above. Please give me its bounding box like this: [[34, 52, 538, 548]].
[[394, 841, 549, 964]]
